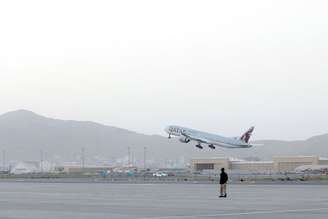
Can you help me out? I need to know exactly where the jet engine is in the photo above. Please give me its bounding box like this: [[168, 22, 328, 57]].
[[179, 136, 191, 143]]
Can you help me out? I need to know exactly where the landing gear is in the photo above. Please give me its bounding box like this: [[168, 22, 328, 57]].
[[196, 144, 203, 149], [168, 134, 171, 139], [208, 144, 215, 149]]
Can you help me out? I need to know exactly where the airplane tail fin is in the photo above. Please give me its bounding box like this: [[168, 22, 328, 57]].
[[240, 126, 255, 143]]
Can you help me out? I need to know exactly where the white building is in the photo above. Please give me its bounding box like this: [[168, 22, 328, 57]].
[[10, 161, 39, 174], [10, 161, 54, 174]]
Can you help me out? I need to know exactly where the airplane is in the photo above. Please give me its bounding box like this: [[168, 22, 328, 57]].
[[164, 125, 257, 149]]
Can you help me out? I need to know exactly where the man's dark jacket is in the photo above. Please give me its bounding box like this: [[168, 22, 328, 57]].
[[220, 172, 228, 184]]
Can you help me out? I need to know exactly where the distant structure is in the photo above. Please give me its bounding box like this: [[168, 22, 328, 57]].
[[10, 161, 54, 174], [57, 165, 138, 175], [191, 156, 328, 173], [11, 161, 40, 174]]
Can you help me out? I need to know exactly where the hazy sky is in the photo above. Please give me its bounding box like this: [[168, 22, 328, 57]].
[[1, 0, 328, 140]]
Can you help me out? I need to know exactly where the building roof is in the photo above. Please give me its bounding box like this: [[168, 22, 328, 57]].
[[231, 161, 273, 164]]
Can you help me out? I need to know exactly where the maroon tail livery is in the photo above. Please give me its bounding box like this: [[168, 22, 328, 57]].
[[240, 126, 255, 143]]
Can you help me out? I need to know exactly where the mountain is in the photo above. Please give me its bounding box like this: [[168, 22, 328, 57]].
[[0, 110, 327, 165], [0, 110, 197, 164]]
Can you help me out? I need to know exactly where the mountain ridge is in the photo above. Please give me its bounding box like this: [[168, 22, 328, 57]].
[[0, 110, 327, 164]]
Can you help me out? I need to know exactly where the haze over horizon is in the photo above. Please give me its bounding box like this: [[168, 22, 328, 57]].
[[1, 0, 328, 140], [1, 108, 328, 163], [1, 109, 327, 142]]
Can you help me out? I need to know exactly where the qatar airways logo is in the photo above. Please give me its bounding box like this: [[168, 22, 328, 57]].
[[169, 127, 185, 134]]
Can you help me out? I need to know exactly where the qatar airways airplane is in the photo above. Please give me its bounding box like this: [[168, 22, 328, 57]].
[[165, 125, 257, 149]]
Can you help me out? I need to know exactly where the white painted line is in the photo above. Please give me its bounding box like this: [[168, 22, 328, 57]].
[[138, 207, 328, 219]]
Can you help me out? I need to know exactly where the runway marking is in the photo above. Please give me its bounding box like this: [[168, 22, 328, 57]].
[[138, 207, 328, 219]]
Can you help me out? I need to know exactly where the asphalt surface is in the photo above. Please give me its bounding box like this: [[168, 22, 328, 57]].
[[0, 182, 327, 219]]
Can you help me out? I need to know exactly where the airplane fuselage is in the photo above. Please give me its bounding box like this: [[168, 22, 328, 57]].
[[165, 125, 252, 149]]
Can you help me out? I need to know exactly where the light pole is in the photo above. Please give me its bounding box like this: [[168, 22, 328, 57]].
[[128, 147, 131, 166], [40, 150, 44, 173], [2, 150, 5, 171], [81, 147, 85, 169], [143, 147, 147, 170]]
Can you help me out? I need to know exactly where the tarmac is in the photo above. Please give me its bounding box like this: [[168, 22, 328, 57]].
[[0, 182, 327, 219]]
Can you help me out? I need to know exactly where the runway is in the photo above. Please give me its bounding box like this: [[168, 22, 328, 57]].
[[0, 182, 327, 219]]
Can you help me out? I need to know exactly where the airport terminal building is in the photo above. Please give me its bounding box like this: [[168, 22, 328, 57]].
[[191, 156, 328, 173]]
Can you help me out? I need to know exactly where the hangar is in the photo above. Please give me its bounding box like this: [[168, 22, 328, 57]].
[[191, 156, 328, 173]]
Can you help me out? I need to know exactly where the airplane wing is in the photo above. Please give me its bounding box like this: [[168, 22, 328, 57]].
[[181, 132, 214, 144]]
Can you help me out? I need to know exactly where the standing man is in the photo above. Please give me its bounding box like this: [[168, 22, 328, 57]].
[[219, 168, 228, 198]]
